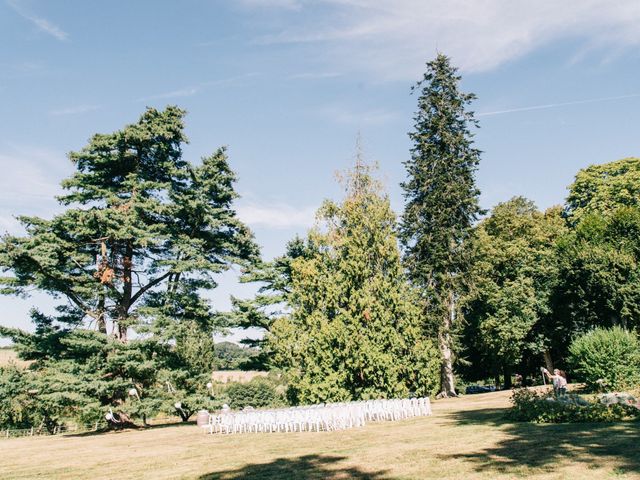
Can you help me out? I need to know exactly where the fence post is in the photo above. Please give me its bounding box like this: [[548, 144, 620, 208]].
[[30, 427, 34, 436], [5, 429, 8, 438]]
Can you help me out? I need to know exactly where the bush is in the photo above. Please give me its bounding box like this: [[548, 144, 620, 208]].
[[225, 377, 285, 410], [569, 327, 640, 391], [508, 388, 640, 423]]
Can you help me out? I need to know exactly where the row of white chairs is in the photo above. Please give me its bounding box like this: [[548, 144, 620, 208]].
[[204, 397, 431, 434]]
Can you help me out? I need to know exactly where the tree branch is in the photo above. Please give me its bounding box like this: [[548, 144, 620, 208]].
[[130, 271, 173, 306]]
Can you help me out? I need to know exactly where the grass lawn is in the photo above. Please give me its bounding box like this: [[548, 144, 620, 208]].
[[1, 389, 638, 480]]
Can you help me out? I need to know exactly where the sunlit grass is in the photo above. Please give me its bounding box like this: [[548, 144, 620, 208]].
[[1, 389, 638, 479]]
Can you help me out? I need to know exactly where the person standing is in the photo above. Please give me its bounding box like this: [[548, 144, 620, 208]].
[[542, 368, 567, 396]]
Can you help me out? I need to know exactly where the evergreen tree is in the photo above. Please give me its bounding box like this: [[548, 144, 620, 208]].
[[0, 107, 259, 426], [399, 54, 483, 397], [270, 162, 439, 404]]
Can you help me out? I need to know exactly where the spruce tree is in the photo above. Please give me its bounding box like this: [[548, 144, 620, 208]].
[[400, 54, 483, 397]]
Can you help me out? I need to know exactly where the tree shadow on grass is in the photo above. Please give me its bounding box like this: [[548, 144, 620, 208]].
[[440, 407, 640, 475], [198, 454, 391, 480], [66, 420, 195, 438]]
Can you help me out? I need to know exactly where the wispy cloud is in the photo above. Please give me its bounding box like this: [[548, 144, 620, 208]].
[[0, 144, 69, 234], [49, 104, 101, 116], [138, 87, 200, 102], [237, 0, 302, 10], [236, 202, 316, 229], [478, 93, 640, 117], [7, 0, 69, 41], [320, 105, 399, 126], [288, 72, 342, 80], [137, 73, 260, 102], [242, 0, 640, 79]]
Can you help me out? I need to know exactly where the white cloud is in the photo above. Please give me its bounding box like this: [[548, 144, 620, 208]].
[[288, 72, 342, 80], [49, 104, 101, 116], [137, 74, 260, 102], [236, 202, 316, 229], [0, 145, 69, 233], [7, 0, 69, 41], [238, 0, 301, 10], [247, 0, 640, 78], [137, 86, 200, 102], [320, 105, 398, 126]]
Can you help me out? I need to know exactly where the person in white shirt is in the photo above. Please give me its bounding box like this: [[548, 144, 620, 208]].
[[542, 368, 567, 396]]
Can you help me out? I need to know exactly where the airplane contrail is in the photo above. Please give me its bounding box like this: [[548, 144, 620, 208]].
[[478, 93, 640, 117]]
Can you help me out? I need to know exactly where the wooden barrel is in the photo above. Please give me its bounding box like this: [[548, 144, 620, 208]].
[[196, 410, 210, 427]]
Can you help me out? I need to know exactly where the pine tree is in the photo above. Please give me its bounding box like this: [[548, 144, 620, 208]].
[[270, 161, 440, 404], [399, 54, 483, 397], [0, 106, 259, 426]]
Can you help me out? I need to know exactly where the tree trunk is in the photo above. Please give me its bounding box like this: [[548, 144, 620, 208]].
[[116, 241, 133, 342], [543, 350, 554, 372], [437, 291, 457, 397], [97, 287, 107, 334], [503, 364, 512, 389]]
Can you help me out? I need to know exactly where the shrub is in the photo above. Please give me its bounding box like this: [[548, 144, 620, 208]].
[[569, 327, 640, 391], [508, 388, 640, 423], [225, 377, 285, 409]]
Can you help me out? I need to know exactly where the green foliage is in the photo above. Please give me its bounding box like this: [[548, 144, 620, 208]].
[[554, 208, 640, 332], [568, 327, 640, 391], [213, 341, 260, 370], [0, 107, 258, 428], [269, 163, 440, 404], [400, 54, 483, 395], [224, 237, 315, 369], [463, 198, 567, 383], [225, 377, 285, 409], [508, 388, 639, 423], [565, 157, 640, 225]]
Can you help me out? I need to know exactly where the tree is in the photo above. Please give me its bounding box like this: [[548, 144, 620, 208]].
[[553, 207, 640, 334], [399, 54, 483, 397], [269, 162, 439, 404], [463, 198, 567, 386], [565, 157, 640, 225], [0, 106, 259, 426]]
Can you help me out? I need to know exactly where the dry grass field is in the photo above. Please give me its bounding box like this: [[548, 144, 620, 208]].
[[0, 348, 31, 369], [1, 389, 638, 480]]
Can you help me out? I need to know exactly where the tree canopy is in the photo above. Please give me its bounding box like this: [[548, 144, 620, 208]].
[[269, 162, 439, 404], [0, 106, 259, 427]]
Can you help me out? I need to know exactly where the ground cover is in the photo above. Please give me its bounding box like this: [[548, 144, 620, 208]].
[[1, 389, 638, 479]]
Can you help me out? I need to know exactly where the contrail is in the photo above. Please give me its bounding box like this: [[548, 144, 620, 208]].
[[478, 93, 640, 117]]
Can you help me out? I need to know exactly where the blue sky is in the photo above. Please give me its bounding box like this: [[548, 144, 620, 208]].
[[1, 0, 639, 343]]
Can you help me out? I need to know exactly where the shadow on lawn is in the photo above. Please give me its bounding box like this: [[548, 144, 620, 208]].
[[198, 454, 390, 480], [441, 407, 640, 475]]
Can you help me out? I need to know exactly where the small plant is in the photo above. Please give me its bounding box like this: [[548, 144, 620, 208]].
[[569, 327, 640, 391]]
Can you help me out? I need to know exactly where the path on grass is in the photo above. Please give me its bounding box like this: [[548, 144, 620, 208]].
[[1, 389, 638, 479]]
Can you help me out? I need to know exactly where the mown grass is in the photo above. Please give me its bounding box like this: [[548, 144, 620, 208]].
[[1, 389, 638, 479]]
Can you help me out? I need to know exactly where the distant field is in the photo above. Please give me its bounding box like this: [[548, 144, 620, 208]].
[[1, 388, 638, 480], [0, 348, 31, 368], [211, 370, 269, 383]]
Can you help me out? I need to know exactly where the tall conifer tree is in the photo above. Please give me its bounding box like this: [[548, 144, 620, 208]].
[[270, 160, 439, 403], [400, 54, 483, 397]]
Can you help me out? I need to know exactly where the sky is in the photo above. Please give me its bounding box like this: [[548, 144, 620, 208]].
[[1, 0, 639, 344]]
